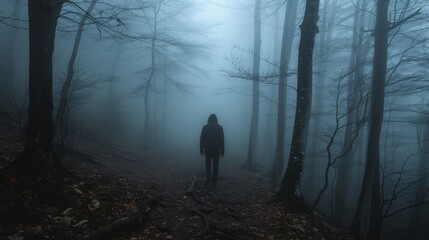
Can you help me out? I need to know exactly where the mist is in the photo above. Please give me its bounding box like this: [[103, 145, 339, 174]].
[[1, 0, 429, 239]]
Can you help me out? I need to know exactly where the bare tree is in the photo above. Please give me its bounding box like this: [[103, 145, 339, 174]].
[[54, 0, 98, 135], [272, 0, 298, 181], [0, 0, 21, 110], [135, 0, 210, 146], [350, 0, 390, 238], [276, 0, 320, 206], [14, 0, 66, 178], [334, 0, 369, 223], [242, 0, 261, 170], [311, 72, 368, 211], [305, 0, 338, 199]]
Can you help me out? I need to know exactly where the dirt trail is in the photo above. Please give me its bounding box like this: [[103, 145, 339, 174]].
[[69, 140, 280, 238], [0, 130, 353, 239], [70, 141, 351, 240]]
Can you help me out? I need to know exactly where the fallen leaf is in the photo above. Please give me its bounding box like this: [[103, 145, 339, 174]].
[[73, 220, 88, 227], [62, 208, 73, 215], [88, 199, 100, 211], [72, 187, 83, 195]]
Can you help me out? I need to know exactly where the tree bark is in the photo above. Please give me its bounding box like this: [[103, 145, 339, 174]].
[[16, 0, 64, 177], [272, 0, 298, 181], [277, 0, 320, 205], [243, 0, 261, 169], [350, 0, 390, 238], [305, 0, 337, 200]]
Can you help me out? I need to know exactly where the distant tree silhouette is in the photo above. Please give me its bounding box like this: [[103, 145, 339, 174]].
[[135, 0, 210, 146], [0, 0, 21, 110], [54, 0, 98, 137], [243, 0, 261, 170], [272, 0, 298, 181], [334, 0, 369, 223]]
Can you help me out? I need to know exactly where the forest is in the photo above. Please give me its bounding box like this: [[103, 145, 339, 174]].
[[0, 0, 428, 239]]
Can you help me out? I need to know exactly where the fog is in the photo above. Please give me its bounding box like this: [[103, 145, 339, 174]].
[[1, 0, 429, 239]]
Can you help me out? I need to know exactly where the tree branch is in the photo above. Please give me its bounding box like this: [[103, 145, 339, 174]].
[[388, 8, 421, 32]]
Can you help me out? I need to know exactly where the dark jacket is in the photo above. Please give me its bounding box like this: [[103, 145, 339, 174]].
[[200, 114, 224, 155]]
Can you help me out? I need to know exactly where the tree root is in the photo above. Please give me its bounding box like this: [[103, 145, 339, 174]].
[[181, 174, 248, 240], [199, 206, 240, 221], [190, 208, 244, 240], [180, 175, 205, 204]]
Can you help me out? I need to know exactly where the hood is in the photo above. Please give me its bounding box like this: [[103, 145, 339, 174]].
[[207, 114, 218, 124]]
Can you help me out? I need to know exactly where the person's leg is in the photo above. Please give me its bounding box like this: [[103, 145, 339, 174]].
[[212, 154, 220, 186], [205, 153, 212, 185]]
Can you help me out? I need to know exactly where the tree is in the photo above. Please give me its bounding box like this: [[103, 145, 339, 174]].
[[0, 0, 21, 110], [136, 0, 209, 146], [334, 0, 369, 223], [272, 0, 298, 181], [54, 0, 98, 140], [277, 0, 320, 205], [242, 0, 261, 170], [305, 0, 338, 199], [310, 71, 369, 211], [15, 0, 65, 177], [350, 0, 390, 238], [142, 0, 161, 146], [409, 119, 429, 239]]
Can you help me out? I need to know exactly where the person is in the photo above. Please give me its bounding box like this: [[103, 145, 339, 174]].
[[200, 114, 224, 186]]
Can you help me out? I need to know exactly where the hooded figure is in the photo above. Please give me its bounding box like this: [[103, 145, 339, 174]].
[[200, 114, 224, 186]]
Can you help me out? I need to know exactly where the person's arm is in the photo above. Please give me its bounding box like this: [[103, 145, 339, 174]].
[[220, 126, 224, 158], [200, 126, 205, 155]]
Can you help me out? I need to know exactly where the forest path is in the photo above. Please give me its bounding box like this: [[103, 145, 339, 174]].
[[0, 130, 353, 240], [69, 140, 352, 239], [90, 145, 275, 239]]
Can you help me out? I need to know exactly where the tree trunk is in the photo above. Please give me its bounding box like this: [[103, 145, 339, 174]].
[[264, 0, 282, 163], [102, 40, 124, 141], [54, 0, 98, 139], [410, 123, 429, 239], [243, 0, 261, 169], [350, 1, 390, 238], [16, 0, 64, 178], [143, 2, 161, 147], [305, 0, 337, 200], [277, 0, 320, 205], [160, 78, 167, 143], [272, 0, 298, 181]]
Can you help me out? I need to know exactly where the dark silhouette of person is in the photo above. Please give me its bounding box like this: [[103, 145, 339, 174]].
[[200, 114, 224, 186]]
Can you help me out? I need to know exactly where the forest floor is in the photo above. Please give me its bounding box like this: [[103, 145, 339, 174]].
[[0, 131, 353, 240]]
